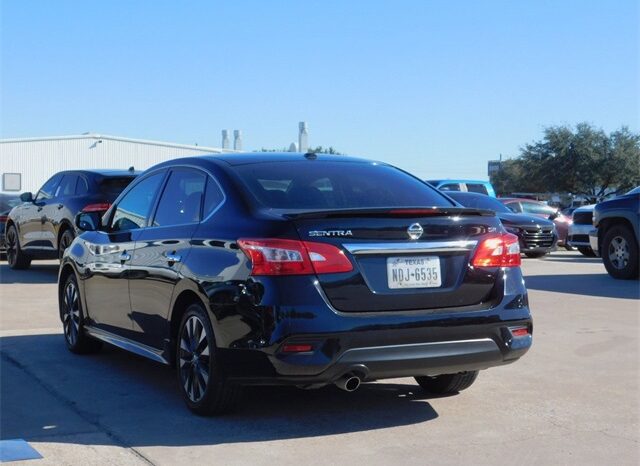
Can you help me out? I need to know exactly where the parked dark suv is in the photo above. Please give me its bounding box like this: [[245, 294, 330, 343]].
[[447, 192, 557, 258], [59, 153, 532, 415], [5, 169, 137, 269], [590, 187, 639, 279]]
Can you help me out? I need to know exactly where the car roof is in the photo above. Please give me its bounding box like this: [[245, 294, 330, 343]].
[[202, 152, 375, 166], [59, 169, 140, 176], [428, 179, 492, 184]]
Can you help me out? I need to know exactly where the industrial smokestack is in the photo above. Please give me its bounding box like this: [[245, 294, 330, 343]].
[[288, 142, 298, 152], [298, 122, 308, 153], [221, 130, 230, 150], [233, 130, 242, 151]]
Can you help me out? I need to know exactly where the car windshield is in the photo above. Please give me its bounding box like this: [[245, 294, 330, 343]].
[[233, 161, 454, 210], [448, 192, 511, 213]]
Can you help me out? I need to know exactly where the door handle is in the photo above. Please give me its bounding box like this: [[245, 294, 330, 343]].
[[164, 252, 182, 264], [119, 252, 131, 262]]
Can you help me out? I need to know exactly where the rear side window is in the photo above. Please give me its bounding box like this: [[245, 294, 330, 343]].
[[55, 175, 78, 198], [111, 172, 165, 231], [233, 161, 453, 210], [438, 183, 461, 192], [152, 169, 206, 227], [202, 177, 225, 217], [466, 183, 489, 195], [76, 177, 89, 195], [99, 176, 137, 201]]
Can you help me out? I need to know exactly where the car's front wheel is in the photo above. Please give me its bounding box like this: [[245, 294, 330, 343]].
[[6, 224, 31, 270], [177, 303, 241, 415], [61, 274, 102, 354], [602, 225, 639, 279], [415, 371, 479, 395]]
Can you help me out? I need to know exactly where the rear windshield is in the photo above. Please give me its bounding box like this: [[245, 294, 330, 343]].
[[233, 161, 454, 210], [99, 176, 136, 200], [448, 192, 510, 213]]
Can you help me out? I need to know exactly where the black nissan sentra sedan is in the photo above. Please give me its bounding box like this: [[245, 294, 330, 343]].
[[447, 191, 558, 258], [59, 153, 532, 415]]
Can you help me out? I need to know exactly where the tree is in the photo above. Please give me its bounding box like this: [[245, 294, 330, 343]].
[[490, 123, 640, 199]]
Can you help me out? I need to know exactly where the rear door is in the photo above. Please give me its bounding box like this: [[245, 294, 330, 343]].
[[20, 174, 63, 249], [41, 174, 78, 250], [128, 168, 207, 348]]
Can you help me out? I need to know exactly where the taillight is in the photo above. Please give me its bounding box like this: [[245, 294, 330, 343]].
[[82, 203, 111, 213], [237, 238, 353, 276], [471, 233, 521, 267], [0, 215, 7, 224]]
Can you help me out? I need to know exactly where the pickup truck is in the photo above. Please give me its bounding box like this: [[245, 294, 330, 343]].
[[590, 187, 639, 279]]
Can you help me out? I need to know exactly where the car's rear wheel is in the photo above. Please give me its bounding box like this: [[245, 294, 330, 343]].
[[415, 371, 479, 394], [61, 274, 102, 354], [58, 229, 75, 260], [6, 225, 31, 270], [602, 225, 639, 279], [177, 303, 241, 415], [524, 252, 546, 258], [577, 246, 596, 257]]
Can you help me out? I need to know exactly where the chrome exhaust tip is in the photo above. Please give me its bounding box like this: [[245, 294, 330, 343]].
[[335, 374, 361, 392]]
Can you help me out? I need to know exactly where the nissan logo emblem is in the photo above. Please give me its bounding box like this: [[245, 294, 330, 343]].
[[407, 223, 423, 240]]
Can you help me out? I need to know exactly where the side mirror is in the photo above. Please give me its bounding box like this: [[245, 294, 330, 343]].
[[20, 192, 33, 203], [548, 211, 559, 220], [75, 212, 102, 232]]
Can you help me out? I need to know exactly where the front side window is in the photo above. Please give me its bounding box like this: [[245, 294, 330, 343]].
[[234, 161, 453, 210], [111, 172, 165, 231], [36, 174, 63, 201], [152, 169, 207, 227]]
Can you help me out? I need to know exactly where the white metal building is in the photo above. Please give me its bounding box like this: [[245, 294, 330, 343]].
[[0, 133, 231, 195]]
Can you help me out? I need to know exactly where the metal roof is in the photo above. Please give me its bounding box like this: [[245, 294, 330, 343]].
[[0, 133, 229, 153]]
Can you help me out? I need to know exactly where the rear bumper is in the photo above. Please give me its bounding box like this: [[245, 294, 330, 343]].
[[217, 268, 533, 385]]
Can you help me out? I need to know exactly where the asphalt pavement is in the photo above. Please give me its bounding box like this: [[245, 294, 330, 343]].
[[1, 251, 638, 465]]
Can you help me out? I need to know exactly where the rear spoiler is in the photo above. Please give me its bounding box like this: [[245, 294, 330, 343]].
[[279, 207, 496, 219]]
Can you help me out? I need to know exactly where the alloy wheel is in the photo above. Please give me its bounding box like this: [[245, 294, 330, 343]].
[[63, 281, 81, 346], [179, 316, 211, 403], [59, 231, 73, 259], [608, 235, 630, 270]]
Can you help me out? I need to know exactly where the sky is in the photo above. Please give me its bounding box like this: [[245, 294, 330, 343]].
[[1, 0, 638, 180]]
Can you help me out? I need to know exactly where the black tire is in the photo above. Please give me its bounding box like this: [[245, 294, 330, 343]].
[[5, 224, 31, 270], [577, 246, 596, 257], [524, 252, 546, 258], [60, 274, 103, 354], [176, 303, 241, 415], [415, 371, 479, 395], [58, 229, 75, 260], [602, 225, 639, 280]]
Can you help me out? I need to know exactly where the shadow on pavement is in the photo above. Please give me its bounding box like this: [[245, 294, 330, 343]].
[[0, 262, 59, 284], [1, 333, 439, 447], [525, 273, 640, 299]]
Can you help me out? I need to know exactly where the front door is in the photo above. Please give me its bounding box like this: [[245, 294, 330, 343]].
[[82, 171, 167, 337]]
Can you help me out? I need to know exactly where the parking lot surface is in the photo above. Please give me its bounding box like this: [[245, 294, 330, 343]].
[[1, 251, 638, 465]]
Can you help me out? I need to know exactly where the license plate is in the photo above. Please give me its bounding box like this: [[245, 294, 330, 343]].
[[387, 256, 441, 289]]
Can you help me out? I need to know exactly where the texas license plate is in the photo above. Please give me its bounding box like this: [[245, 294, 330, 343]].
[[386, 256, 442, 289]]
